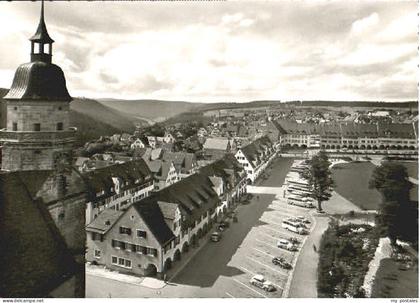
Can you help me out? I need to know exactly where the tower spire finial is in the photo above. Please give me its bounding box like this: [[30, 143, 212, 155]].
[[29, 0, 54, 63], [41, 0, 45, 23]]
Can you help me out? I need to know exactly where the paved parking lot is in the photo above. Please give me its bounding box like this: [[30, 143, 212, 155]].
[[222, 193, 314, 298]]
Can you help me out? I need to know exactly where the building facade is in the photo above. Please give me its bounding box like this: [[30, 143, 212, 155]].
[[84, 159, 154, 225], [235, 136, 276, 183], [276, 119, 418, 152]]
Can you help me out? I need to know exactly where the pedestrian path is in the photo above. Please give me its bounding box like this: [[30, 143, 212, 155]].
[[288, 215, 330, 298], [86, 264, 166, 289]]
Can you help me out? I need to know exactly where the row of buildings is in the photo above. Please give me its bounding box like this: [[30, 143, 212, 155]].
[[274, 120, 418, 151], [83, 133, 278, 278], [85, 154, 248, 277]]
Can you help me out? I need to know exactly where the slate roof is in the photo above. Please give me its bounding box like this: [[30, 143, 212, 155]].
[[277, 119, 417, 140], [200, 154, 245, 189], [86, 208, 124, 234], [145, 160, 173, 181], [0, 171, 77, 297], [132, 200, 175, 246], [203, 137, 230, 151], [150, 148, 163, 160], [157, 201, 178, 220], [162, 151, 196, 174], [275, 119, 320, 135], [141, 173, 220, 228], [240, 136, 274, 168], [83, 159, 152, 200], [377, 123, 417, 139]]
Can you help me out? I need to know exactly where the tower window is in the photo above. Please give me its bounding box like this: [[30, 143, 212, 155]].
[[12, 122, 17, 131], [57, 122, 63, 131], [58, 106, 62, 111], [14, 107, 17, 111], [33, 123, 41, 131]]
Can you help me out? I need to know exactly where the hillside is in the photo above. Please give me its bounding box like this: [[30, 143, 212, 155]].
[[98, 99, 203, 122], [69, 110, 122, 144], [70, 98, 144, 130], [0, 89, 142, 146]]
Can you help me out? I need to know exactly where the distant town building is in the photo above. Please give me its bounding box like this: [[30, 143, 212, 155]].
[[275, 119, 418, 151], [275, 120, 321, 148], [84, 159, 154, 225], [145, 160, 179, 191], [203, 137, 232, 160], [130, 138, 148, 149], [162, 151, 198, 179], [235, 136, 276, 183]]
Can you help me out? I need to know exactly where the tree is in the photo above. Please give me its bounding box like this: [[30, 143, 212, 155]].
[[369, 162, 413, 245], [301, 150, 334, 211]]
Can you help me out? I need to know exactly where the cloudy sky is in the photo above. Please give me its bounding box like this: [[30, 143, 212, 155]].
[[0, 0, 417, 102]]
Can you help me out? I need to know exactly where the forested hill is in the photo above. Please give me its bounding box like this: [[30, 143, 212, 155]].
[[0, 89, 144, 146]]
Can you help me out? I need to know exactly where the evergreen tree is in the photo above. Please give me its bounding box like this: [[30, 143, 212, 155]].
[[369, 162, 414, 245], [301, 150, 334, 211]]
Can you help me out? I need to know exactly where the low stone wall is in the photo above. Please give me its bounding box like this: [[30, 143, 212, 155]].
[[362, 237, 392, 297]]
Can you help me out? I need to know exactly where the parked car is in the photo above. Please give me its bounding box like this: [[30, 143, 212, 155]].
[[211, 232, 222, 242], [272, 257, 292, 270], [289, 237, 300, 244], [277, 239, 298, 251], [295, 216, 311, 224], [249, 275, 276, 292]]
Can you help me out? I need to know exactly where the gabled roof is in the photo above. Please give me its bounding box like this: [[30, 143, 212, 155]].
[[141, 173, 220, 227], [83, 159, 152, 199], [275, 119, 320, 135], [133, 200, 175, 245], [86, 208, 124, 234], [200, 154, 245, 188], [150, 148, 163, 160], [162, 151, 196, 173], [240, 136, 273, 168], [377, 122, 417, 139], [203, 137, 230, 151], [146, 160, 163, 174], [157, 201, 178, 220]]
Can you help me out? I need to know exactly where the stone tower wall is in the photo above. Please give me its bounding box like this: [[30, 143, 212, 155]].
[[1, 142, 73, 171], [6, 101, 70, 132]]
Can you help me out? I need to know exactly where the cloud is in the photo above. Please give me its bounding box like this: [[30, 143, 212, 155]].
[[351, 12, 379, 35], [0, 1, 417, 102]]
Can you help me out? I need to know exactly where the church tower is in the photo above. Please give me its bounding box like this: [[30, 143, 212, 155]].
[[0, 1, 75, 171]]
